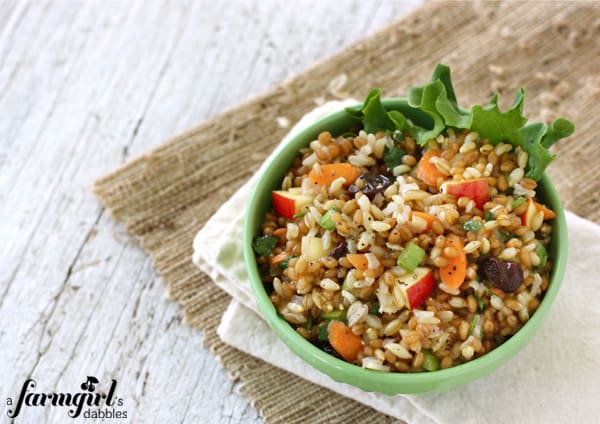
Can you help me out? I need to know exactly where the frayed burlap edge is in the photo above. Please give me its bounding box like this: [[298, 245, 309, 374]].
[[93, 2, 600, 423]]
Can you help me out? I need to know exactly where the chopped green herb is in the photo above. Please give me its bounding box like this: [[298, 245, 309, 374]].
[[485, 210, 495, 221], [318, 323, 329, 341], [422, 350, 440, 371], [469, 314, 480, 336], [475, 294, 485, 313], [369, 301, 380, 315], [383, 144, 406, 170], [278, 254, 297, 270], [498, 230, 512, 242], [319, 208, 341, 231], [462, 219, 483, 233], [533, 242, 548, 271], [321, 309, 346, 322], [511, 196, 525, 209], [305, 314, 313, 330], [392, 130, 405, 142], [397, 241, 425, 272], [293, 211, 307, 219], [252, 235, 279, 256]]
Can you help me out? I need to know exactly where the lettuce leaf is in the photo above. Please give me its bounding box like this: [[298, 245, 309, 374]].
[[408, 65, 471, 132], [470, 89, 527, 145], [518, 123, 556, 180], [470, 92, 574, 180], [542, 118, 575, 148], [345, 88, 397, 134], [346, 64, 575, 180]]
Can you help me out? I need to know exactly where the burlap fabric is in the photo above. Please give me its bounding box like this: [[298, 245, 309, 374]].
[[94, 2, 600, 422]]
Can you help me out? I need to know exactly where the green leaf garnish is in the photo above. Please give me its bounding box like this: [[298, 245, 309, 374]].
[[346, 88, 397, 134], [470, 89, 527, 146], [347, 64, 574, 180], [408, 64, 471, 137], [518, 123, 556, 180], [542, 118, 575, 149]]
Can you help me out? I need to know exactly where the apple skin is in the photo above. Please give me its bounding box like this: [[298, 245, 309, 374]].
[[396, 267, 435, 309], [272, 190, 313, 219], [441, 178, 489, 209]]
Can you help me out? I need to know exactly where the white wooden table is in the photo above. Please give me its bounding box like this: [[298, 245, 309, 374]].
[[0, 1, 421, 422]]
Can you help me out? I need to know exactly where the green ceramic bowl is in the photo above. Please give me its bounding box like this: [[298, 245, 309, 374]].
[[244, 99, 567, 394]]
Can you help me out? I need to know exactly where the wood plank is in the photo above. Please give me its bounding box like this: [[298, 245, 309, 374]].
[[0, 1, 421, 422]]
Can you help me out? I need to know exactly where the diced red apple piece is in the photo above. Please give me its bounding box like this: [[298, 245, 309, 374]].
[[441, 178, 489, 209], [521, 198, 556, 230], [395, 267, 435, 309], [272, 190, 313, 219], [301, 236, 330, 261]]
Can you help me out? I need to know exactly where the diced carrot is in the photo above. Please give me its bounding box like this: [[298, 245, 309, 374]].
[[533, 199, 556, 220], [439, 234, 467, 290], [490, 287, 507, 299], [346, 253, 369, 270], [409, 211, 440, 231], [328, 320, 363, 362], [308, 163, 361, 187], [415, 150, 445, 187], [270, 252, 289, 265], [272, 227, 287, 239]]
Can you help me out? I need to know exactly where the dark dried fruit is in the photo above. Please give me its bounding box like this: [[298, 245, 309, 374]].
[[348, 173, 392, 200], [329, 241, 348, 259], [479, 256, 524, 293], [316, 340, 341, 358]]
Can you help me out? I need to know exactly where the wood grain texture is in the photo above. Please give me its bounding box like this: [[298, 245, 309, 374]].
[[0, 1, 420, 422]]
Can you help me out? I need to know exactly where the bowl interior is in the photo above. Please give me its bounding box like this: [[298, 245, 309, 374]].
[[244, 99, 567, 394]]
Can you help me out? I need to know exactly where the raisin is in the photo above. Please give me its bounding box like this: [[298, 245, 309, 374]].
[[316, 340, 341, 358], [329, 241, 348, 259], [478, 256, 524, 293], [348, 173, 392, 200]]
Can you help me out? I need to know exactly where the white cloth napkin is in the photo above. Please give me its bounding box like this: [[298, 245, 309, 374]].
[[193, 102, 600, 423]]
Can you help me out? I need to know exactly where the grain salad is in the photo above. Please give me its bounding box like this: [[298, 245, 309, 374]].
[[251, 65, 574, 372]]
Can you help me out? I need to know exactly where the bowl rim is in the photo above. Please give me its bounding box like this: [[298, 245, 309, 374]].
[[243, 98, 568, 394]]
